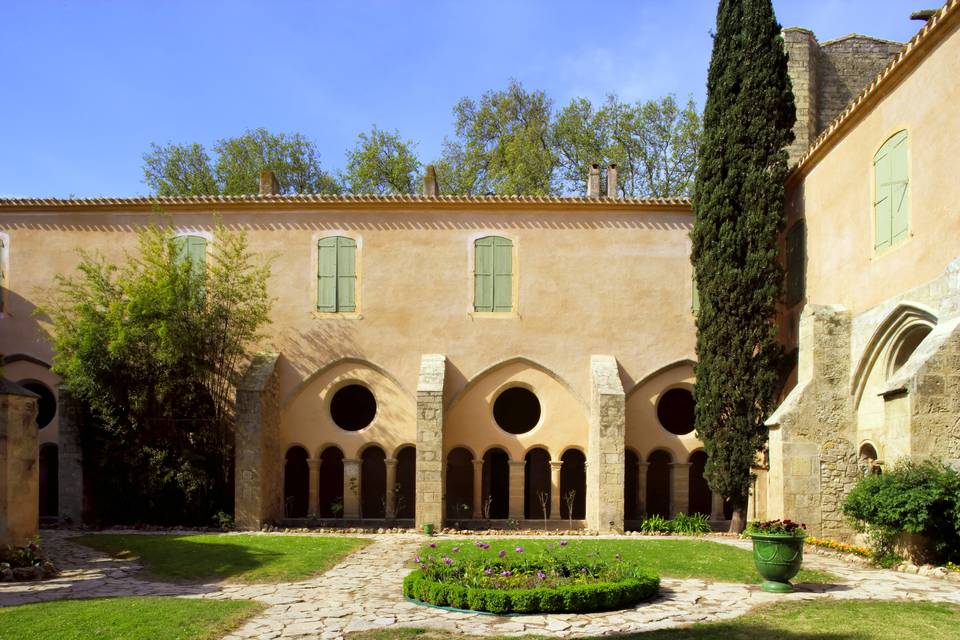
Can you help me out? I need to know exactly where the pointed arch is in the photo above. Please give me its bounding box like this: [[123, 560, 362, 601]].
[[446, 356, 585, 411], [283, 356, 410, 408], [852, 302, 937, 408], [626, 359, 696, 398]]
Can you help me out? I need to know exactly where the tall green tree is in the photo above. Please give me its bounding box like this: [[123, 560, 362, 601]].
[[690, 0, 795, 531], [342, 126, 421, 194], [39, 224, 273, 524], [143, 129, 340, 196]]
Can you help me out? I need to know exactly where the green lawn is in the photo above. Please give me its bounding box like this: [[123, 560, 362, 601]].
[[0, 596, 262, 640], [73, 533, 369, 583], [350, 600, 960, 640], [419, 538, 836, 585]]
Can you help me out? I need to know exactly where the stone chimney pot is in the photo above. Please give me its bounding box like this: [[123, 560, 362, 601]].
[[423, 165, 439, 196], [259, 169, 281, 196], [587, 164, 601, 198], [606, 164, 619, 198]]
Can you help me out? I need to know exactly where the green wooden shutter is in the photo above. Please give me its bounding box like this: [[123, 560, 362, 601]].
[[336, 237, 356, 312], [474, 237, 494, 312], [317, 237, 338, 311], [874, 130, 908, 252], [492, 237, 513, 312], [173, 235, 206, 272], [785, 220, 806, 307]]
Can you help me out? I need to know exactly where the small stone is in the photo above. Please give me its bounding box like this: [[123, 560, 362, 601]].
[[0, 568, 13, 582]]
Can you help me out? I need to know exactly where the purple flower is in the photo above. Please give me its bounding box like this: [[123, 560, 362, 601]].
[[420, 563, 427, 571], [484, 567, 493, 575], [536, 571, 546, 580], [474, 541, 485, 548], [482, 543, 490, 549], [579, 567, 588, 574], [498, 549, 506, 558], [515, 546, 524, 554], [452, 547, 460, 553], [428, 555, 434, 562], [559, 540, 568, 546], [500, 570, 513, 577], [443, 557, 453, 565], [428, 543, 437, 549]]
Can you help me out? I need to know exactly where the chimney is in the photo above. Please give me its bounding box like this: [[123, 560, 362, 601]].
[[422, 165, 439, 196], [259, 169, 280, 196], [606, 164, 619, 198], [587, 164, 600, 197]]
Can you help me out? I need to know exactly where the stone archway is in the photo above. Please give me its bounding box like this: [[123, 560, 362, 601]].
[[482, 448, 510, 520], [361, 446, 387, 519], [524, 448, 551, 519], [624, 449, 640, 521], [446, 447, 474, 520], [39, 443, 59, 518], [284, 446, 309, 518], [318, 446, 345, 517], [688, 450, 712, 516], [560, 449, 586, 520], [646, 450, 672, 518], [395, 446, 416, 518]]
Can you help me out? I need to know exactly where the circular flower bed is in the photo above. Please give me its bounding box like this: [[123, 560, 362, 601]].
[[403, 541, 659, 614]]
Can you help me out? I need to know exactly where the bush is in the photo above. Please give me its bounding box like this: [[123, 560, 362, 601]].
[[640, 514, 672, 533], [842, 460, 960, 563], [671, 512, 712, 535]]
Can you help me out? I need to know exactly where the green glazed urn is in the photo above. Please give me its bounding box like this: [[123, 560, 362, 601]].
[[422, 523, 434, 536], [750, 533, 804, 593]]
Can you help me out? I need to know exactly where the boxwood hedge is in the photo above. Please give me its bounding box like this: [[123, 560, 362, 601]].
[[403, 569, 659, 614]]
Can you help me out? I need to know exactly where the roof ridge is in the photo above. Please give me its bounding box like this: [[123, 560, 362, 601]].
[[819, 32, 904, 46]]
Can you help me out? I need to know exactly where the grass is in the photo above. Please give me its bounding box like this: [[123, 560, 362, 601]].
[[349, 600, 960, 639], [72, 533, 369, 583], [418, 538, 836, 585], [0, 596, 262, 640]]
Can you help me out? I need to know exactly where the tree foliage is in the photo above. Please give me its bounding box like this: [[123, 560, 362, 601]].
[[342, 127, 421, 194], [142, 143, 219, 196], [690, 0, 796, 528], [38, 224, 273, 523]]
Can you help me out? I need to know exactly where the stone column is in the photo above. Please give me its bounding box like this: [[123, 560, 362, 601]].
[[0, 380, 39, 547], [343, 458, 361, 519], [508, 460, 525, 520], [308, 458, 321, 517], [472, 459, 484, 519], [385, 458, 398, 518], [670, 462, 691, 517], [234, 353, 282, 530], [57, 384, 84, 526], [587, 355, 625, 532], [549, 461, 562, 520], [415, 354, 445, 529], [711, 491, 725, 521], [637, 461, 648, 518]]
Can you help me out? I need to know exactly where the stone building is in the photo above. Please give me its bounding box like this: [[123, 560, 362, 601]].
[[1, 1, 957, 537]]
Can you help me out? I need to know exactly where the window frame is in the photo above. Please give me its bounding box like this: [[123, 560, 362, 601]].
[[468, 233, 518, 318], [313, 232, 362, 318], [871, 128, 910, 257]]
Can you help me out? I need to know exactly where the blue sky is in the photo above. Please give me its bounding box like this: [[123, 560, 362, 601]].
[[0, 1, 923, 197]]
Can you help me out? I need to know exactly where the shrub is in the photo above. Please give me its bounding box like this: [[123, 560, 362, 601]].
[[746, 519, 806, 537], [842, 460, 960, 564], [671, 512, 712, 535], [640, 514, 672, 533]]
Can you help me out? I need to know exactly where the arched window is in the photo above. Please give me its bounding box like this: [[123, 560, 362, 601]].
[[873, 130, 909, 253], [317, 236, 357, 312], [474, 236, 513, 312], [173, 234, 207, 272]]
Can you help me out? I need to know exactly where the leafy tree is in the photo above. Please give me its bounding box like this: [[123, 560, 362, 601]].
[[142, 128, 340, 196], [690, 0, 795, 531], [142, 143, 219, 196], [342, 126, 421, 194], [38, 223, 273, 524], [553, 94, 701, 197], [442, 80, 557, 195]]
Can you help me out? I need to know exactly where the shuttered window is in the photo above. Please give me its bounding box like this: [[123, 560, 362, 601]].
[[317, 236, 356, 312], [474, 236, 513, 312], [785, 220, 806, 307], [873, 130, 909, 253], [173, 235, 207, 272]]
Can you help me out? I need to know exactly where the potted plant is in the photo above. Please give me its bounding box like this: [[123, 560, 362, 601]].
[[422, 523, 434, 536], [746, 519, 806, 593]]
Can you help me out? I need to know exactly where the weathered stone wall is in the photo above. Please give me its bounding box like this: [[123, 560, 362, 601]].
[[234, 353, 282, 530], [0, 380, 39, 547], [819, 438, 860, 539], [817, 36, 902, 133], [415, 354, 445, 529], [56, 384, 84, 525], [587, 355, 624, 532], [904, 324, 960, 466], [783, 28, 820, 165]]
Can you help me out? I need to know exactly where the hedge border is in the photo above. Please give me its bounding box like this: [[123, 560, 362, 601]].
[[402, 569, 660, 614]]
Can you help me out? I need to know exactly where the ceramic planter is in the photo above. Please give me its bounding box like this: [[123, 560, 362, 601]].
[[422, 523, 434, 536], [751, 532, 804, 593]]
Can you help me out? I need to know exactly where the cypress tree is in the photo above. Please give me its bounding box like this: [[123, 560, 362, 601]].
[[690, 0, 796, 531]]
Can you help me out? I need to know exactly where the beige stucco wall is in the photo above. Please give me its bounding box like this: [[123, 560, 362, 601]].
[[624, 361, 700, 463]]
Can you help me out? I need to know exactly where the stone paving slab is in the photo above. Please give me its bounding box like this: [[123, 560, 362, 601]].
[[1, 531, 958, 639]]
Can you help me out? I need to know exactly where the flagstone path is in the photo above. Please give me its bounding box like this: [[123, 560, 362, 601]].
[[1, 531, 958, 639]]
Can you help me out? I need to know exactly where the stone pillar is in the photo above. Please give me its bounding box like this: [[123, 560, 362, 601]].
[[670, 462, 691, 517], [782, 28, 820, 166], [308, 458, 321, 517], [343, 458, 361, 518], [472, 459, 484, 519], [385, 458, 398, 518], [57, 384, 84, 526], [711, 491, 725, 521], [549, 461, 562, 520], [234, 353, 282, 530], [0, 380, 39, 547], [415, 355, 445, 529], [637, 461, 648, 518], [508, 460, 525, 520], [587, 355, 625, 532]]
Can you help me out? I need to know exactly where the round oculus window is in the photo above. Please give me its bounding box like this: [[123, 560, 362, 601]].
[[19, 381, 56, 429], [330, 384, 377, 431], [492, 387, 541, 434], [656, 388, 695, 436]]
